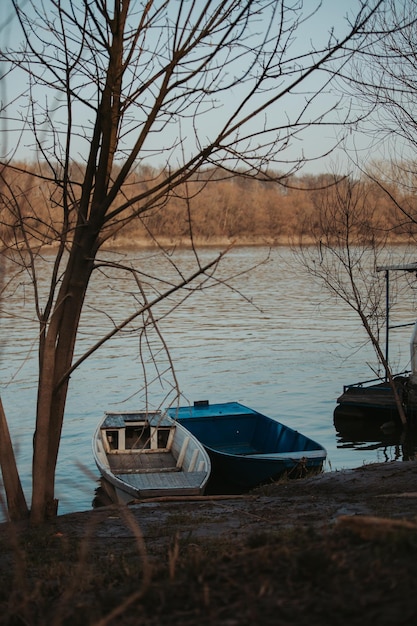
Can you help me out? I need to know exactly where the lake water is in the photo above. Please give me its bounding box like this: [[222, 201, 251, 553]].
[[1, 245, 416, 520]]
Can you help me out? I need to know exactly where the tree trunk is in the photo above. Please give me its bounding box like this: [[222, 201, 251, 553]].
[[30, 236, 96, 524], [0, 397, 29, 521]]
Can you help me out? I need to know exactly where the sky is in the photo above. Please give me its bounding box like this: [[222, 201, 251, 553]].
[[0, 0, 395, 177]]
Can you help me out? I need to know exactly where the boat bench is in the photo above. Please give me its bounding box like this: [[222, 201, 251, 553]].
[[112, 466, 180, 475], [118, 471, 207, 492], [215, 444, 259, 455], [246, 450, 327, 460]]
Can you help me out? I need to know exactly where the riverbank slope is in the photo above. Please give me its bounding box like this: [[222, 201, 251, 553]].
[[1, 461, 417, 625]]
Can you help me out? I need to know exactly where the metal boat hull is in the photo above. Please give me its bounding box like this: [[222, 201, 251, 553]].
[[92, 411, 211, 503], [167, 401, 327, 490]]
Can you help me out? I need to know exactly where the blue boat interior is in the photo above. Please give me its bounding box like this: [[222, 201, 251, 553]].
[[168, 402, 321, 456]]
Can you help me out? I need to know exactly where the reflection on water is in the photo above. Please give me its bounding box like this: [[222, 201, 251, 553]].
[[1, 246, 417, 519], [335, 424, 417, 463], [333, 385, 417, 465]]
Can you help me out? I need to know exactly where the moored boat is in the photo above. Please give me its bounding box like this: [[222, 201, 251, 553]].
[[335, 262, 417, 433], [167, 401, 327, 490], [92, 410, 211, 503], [334, 375, 411, 430]]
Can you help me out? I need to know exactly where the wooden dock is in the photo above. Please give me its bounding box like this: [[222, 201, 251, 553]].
[[336, 383, 400, 409]]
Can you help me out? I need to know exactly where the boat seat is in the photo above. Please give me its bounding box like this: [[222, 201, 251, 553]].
[[112, 466, 181, 475], [118, 471, 208, 493], [215, 444, 259, 455], [246, 450, 326, 460]]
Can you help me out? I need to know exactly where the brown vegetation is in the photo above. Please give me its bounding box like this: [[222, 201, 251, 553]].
[[2, 163, 417, 250]]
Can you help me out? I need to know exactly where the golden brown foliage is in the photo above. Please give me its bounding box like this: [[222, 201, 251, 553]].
[[1, 163, 415, 248]]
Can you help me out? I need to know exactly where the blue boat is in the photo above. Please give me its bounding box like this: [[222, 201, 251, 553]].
[[167, 401, 327, 490]]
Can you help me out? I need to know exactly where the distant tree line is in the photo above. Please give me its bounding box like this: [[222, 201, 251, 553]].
[[1, 162, 415, 249]]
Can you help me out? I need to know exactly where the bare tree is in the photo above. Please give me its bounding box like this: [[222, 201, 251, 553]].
[[294, 174, 409, 425], [0, 0, 386, 523], [295, 0, 417, 431], [339, 0, 417, 221]]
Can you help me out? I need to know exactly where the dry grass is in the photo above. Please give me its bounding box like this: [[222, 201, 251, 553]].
[[1, 507, 417, 626], [2, 462, 417, 625]]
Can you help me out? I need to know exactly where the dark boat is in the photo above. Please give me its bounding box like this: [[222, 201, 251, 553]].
[[167, 401, 327, 490], [335, 261, 417, 434], [334, 375, 411, 434]]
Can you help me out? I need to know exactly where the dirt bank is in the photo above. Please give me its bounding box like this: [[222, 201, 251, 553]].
[[50, 460, 417, 545], [1, 461, 417, 625]]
